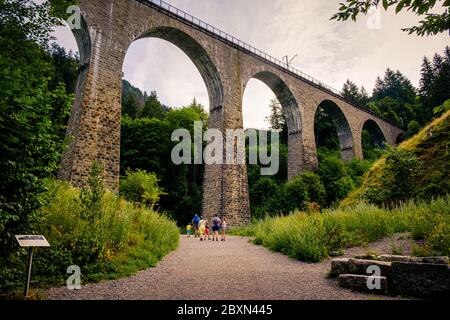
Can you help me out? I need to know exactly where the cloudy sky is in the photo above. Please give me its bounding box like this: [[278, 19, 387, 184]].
[[54, 0, 449, 129]]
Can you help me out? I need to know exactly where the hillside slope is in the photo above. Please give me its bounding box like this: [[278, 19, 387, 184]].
[[343, 110, 450, 206]]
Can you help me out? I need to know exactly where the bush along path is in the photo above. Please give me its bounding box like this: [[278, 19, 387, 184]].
[[0, 177, 180, 297], [46, 235, 404, 300]]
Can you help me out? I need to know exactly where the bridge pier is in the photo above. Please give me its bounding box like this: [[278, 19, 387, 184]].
[[201, 52, 251, 226], [58, 17, 125, 191]]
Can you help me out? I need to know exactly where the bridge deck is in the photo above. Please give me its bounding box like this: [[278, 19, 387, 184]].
[[136, 0, 403, 129]]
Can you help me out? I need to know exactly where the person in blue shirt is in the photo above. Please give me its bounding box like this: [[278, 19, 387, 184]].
[[192, 214, 200, 238]]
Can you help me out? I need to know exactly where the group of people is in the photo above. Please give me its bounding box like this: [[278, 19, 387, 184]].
[[187, 214, 228, 242]]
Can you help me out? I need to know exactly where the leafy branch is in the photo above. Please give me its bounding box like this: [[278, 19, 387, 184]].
[[331, 0, 450, 36]]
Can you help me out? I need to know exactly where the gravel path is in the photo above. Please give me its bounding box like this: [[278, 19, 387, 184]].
[[46, 235, 402, 300]]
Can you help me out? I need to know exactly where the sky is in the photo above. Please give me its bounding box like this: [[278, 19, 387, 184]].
[[53, 0, 449, 130]]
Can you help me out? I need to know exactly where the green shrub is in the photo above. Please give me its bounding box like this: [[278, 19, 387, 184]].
[[120, 169, 165, 209], [283, 177, 309, 212], [0, 180, 179, 295], [318, 154, 356, 206], [345, 159, 372, 187], [250, 178, 279, 204], [238, 196, 450, 262], [299, 172, 326, 206], [79, 162, 105, 223]]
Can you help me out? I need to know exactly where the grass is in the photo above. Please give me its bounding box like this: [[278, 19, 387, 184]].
[[231, 196, 450, 263], [0, 180, 180, 296], [342, 110, 450, 207]]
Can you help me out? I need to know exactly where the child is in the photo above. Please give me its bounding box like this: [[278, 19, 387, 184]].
[[204, 222, 211, 241], [221, 217, 228, 242], [186, 223, 192, 238], [198, 217, 207, 241]]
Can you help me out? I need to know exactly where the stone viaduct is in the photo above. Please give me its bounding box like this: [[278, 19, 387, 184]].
[[59, 0, 405, 226]]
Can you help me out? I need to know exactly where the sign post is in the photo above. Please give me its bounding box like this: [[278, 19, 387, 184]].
[[15, 235, 50, 299]]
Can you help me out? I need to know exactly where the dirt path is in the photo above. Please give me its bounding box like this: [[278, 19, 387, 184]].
[[46, 236, 402, 300]]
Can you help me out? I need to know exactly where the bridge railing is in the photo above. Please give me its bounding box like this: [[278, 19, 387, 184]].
[[142, 0, 339, 94], [138, 0, 403, 129]]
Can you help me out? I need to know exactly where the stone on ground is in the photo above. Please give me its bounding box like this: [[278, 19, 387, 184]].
[[338, 274, 387, 295]]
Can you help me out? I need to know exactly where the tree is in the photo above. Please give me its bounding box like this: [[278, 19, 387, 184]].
[[120, 101, 208, 224], [265, 99, 288, 144], [141, 91, 167, 119], [120, 169, 165, 209], [341, 79, 361, 104], [331, 0, 450, 36], [315, 107, 340, 153], [48, 43, 79, 94], [0, 0, 73, 256], [318, 154, 355, 205], [373, 69, 416, 104], [372, 69, 418, 126], [283, 177, 310, 212], [406, 120, 421, 138], [364, 146, 419, 205], [419, 47, 450, 123], [299, 172, 326, 206], [122, 80, 146, 118], [420, 57, 435, 98], [266, 99, 286, 130], [188, 98, 209, 123], [359, 86, 370, 106], [430, 49, 450, 111], [340, 79, 370, 106], [250, 177, 280, 211]]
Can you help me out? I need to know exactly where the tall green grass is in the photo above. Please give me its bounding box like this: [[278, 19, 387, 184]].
[[1, 180, 179, 294], [231, 196, 450, 262]]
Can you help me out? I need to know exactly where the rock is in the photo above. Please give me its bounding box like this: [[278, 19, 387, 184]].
[[354, 254, 378, 261], [339, 274, 387, 295], [391, 262, 450, 298], [413, 256, 449, 265], [348, 259, 392, 278], [378, 255, 449, 265], [378, 255, 413, 263], [330, 258, 350, 277]]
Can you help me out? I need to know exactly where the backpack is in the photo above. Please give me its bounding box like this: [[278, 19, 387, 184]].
[[193, 215, 200, 225], [212, 217, 221, 227]]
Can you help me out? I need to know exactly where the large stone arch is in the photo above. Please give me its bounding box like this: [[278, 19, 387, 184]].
[[58, 1, 225, 191], [361, 119, 388, 154], [314, 100, 355, 161], [243, 71, 303, 179], [135, 26, 223, 111]]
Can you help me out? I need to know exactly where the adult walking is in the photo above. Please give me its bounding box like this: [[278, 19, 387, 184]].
[[192, 214, 200, 238], [211, 215, 222, 242], [221, 217, 228, 242]]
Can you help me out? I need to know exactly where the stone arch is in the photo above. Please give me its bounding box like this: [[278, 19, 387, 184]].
[[396, 133, 405, 145], [243, 71, 303, 179], [251, 72, 301, 133], [72, 14, 91, 67], [58, 14, 92, 182], [315, 100, 355, 161], [133, 26, 224, 111], [71, 14, 91, 105], [362, 119, 387, 149]]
